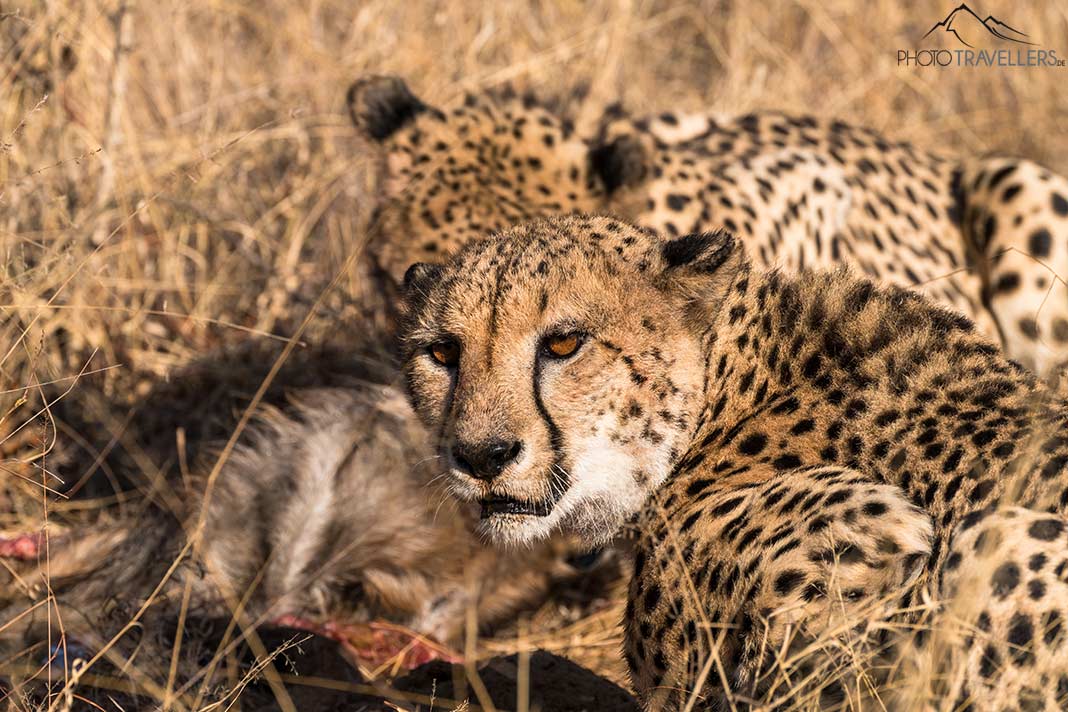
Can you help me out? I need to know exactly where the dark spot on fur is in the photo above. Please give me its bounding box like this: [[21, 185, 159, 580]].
[[739, 432, 768, 455], [774, 569, 806, 596], [991, 562, 1020, 599], [1028, 518, 1064, 541], [1052, 192, 1068, 216], [1029, 228, 1052, 258]]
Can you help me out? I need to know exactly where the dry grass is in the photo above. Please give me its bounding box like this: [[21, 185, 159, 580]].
[[2, 0, 1068, 709]]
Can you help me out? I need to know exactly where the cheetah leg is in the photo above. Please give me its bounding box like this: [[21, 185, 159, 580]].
[[959, 158, 1068, 379], [630, 466, 932, 711]]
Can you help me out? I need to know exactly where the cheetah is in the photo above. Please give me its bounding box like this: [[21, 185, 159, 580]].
[[397, 214, 1068, 710], [348, 75, 1068, 377]]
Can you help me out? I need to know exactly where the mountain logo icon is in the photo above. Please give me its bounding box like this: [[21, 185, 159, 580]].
[[923, 4, 1035, 48]]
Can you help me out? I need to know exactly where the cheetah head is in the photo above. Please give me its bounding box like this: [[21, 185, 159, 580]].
[[347, 76, 648, 286], [398, 215, 744, 546]]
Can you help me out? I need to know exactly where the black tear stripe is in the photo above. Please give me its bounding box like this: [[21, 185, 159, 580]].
[[422, 291, 461, 451], [437, 366, 460, 453], [533, 355, 570, 503]]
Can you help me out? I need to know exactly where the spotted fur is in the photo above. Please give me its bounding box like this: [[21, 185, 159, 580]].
[[399, 215, 1068, 710], [350, 75, 1068, 378], [598, 111, 1068, 378], [348, 75, 608, 288], [903, 507, 1068, 711]]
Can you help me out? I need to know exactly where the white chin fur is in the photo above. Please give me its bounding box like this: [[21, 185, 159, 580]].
[[475, 436, 661, 548], [478, 511, 563, 548]]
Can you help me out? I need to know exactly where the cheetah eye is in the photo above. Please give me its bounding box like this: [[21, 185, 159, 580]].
[[541, 332, 585, 359], [428, 339, 461, 367]]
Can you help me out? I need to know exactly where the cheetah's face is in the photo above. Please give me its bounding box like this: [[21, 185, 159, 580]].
[[399, 215, 742, 546], [348, 76, 619, 285]]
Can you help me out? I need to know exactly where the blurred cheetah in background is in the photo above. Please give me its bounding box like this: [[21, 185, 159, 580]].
[[349, 75, 1068, 377]]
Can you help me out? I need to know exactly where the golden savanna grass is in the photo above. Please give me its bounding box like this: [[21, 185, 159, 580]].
[[2, 0, 1068, 709]]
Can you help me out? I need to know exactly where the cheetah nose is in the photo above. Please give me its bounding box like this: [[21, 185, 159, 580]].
[[452, 439, 523, 481]]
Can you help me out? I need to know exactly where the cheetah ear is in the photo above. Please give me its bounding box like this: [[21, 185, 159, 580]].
[[657, 230, 744, 323], [661, 230, 739, 274], [347, 75, 432, 142], [402, 262, 444, 296], [588, 134, 649, 195]]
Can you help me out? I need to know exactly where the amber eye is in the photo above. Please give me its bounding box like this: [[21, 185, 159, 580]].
[[428, 340, 460, 367], [542, 332, 584, 359]]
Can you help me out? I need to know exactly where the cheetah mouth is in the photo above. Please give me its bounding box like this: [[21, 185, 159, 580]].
[[479, 496, 553, 518]]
